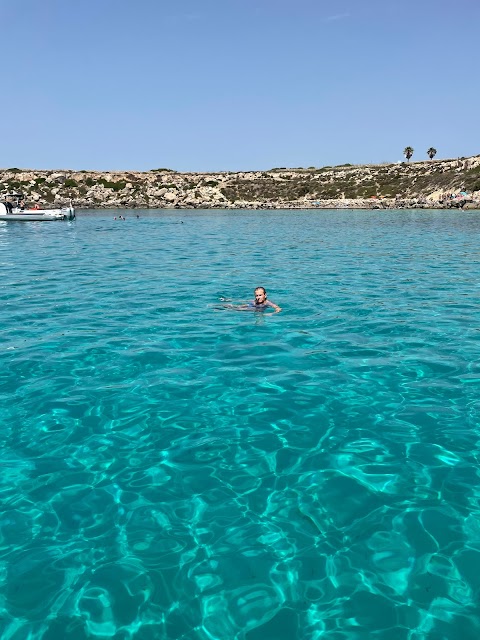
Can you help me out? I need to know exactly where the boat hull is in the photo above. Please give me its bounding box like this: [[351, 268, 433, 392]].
[[0, 206, 75, 221], [0, 214, 72, 221]]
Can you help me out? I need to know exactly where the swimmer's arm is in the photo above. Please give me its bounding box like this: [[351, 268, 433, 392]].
[[222, 303, 251, 310], [266, 301, 282, 313]]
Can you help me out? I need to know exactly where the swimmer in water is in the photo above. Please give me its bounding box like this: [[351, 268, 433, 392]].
[[249, 287, 281, 312], [223, 287, 281, 312], [218, 287, 281, 312]]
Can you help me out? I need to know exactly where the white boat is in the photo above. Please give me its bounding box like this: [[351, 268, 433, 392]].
[[0, 193, 75, 221]]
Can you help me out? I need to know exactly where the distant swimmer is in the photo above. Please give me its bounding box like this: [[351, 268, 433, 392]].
[[221, 287, 281, 313], [249, 287, 281, 312]]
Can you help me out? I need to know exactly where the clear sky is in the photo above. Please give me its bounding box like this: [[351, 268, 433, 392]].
[[2, 0, 479, 172]]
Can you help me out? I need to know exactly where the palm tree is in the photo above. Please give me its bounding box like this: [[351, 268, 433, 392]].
[[404, 146, 414, 162], [427, 147, 437, 160]]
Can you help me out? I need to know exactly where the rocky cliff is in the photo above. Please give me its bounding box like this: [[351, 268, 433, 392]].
[[2, 155, 480, 210]]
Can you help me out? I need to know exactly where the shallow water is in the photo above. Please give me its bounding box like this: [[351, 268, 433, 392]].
[[1, 208, 480, 639]]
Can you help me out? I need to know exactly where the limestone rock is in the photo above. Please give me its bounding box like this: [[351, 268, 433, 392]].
[[1, 155, 480, 209]]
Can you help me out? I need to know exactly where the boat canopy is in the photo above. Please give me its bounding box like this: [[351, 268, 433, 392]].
[[2, 192, 25, 200]]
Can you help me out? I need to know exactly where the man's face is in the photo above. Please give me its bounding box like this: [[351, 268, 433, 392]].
[[254, 289, 266, 304]]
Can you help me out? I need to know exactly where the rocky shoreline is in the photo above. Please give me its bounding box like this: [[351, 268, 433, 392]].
[[1, 155, 480, 210]]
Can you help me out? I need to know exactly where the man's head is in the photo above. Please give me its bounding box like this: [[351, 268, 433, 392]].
[[254, 287, 267, 304]]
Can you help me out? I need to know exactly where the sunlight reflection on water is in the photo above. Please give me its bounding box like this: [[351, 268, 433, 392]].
[[1, 209, 480, 639]]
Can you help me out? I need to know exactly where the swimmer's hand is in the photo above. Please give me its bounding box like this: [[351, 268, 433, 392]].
[[268, 303, 282, 312]]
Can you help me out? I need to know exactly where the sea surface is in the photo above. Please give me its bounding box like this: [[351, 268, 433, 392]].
[[1, 208, 480, 640]]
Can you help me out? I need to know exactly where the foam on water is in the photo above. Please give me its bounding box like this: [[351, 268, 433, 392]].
[[1, 209, 480, 639]]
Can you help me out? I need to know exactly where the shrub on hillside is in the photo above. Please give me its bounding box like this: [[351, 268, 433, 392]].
[[99, 179, 126, 191]]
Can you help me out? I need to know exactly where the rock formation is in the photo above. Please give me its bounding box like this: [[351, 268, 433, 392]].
[[1, 155, 479, 209]]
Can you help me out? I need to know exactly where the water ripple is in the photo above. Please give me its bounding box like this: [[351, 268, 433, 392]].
[[1, 209, 480, 639]]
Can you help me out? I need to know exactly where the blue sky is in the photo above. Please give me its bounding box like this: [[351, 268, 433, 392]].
[[2, 0, 479, 172]]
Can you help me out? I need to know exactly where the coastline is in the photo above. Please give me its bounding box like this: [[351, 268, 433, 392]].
[[1, 155, 480, 210], [77, 200, 480, 211]]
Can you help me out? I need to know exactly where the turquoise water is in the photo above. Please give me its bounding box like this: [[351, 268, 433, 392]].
[[1, 208, 480, 639]]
